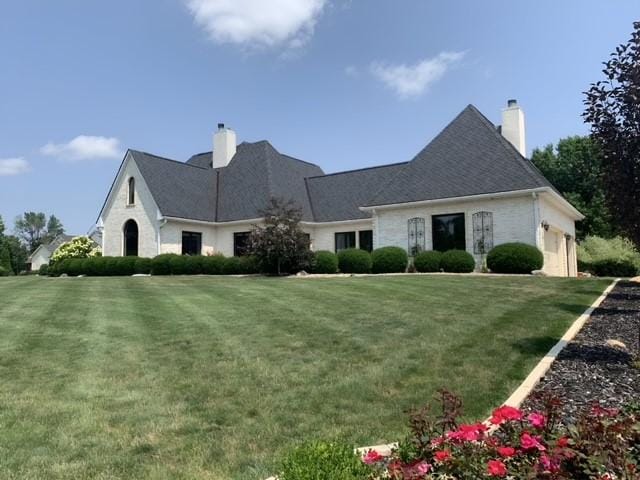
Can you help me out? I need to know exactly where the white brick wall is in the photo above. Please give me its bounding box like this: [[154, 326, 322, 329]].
[[306, 221, 374, 252], [101, 156, 159, 257], [375, 195, 537, 269]]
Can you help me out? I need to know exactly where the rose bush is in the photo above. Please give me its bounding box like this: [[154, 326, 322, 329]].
[[363, 391, 639, 479]]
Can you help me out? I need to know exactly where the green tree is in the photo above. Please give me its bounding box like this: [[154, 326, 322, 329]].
[[248, 197, 311, 275], [532, 136, 616, 239], [3, 236, 28, 274], [584, 21, 640, 248], [0, 214, 5, 237], [14, 212, 65, 252]]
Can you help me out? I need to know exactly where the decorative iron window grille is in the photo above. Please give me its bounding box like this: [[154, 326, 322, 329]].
[[407, 217, 425, 256], [472, 211, 493, 254]]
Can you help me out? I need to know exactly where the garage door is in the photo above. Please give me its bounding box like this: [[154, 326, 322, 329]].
[[543, 229, 564, 276]]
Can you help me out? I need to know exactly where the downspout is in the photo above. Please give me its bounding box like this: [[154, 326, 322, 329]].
[[532, 192, 541, 249], [157, 216, 167, 255]]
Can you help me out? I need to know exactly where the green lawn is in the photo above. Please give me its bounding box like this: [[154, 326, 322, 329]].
[[0, 275, 609, 479]]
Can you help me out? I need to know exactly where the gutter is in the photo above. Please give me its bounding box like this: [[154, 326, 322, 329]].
[[162, 216, 373, 227]]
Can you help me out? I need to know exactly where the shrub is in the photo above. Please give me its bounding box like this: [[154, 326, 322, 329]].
[[578, 235, 640, 276], [591, 258, 638, 277], [168, 255, 188, 275], [371, 246, 408, 274], [413, 251, 442, 273], [362, 391, 640, 480], [38, 264, 49, 276], [134, 257, 153, 275], [486, 242, 544, 274], [239, 256, 259, 274], [311, 251, 339, 274], [201, 254, 226, 275], [279, 441, 371, 480], [0, 266, 10, 277], [440, 250, 475, 273], [50, 236, 100, 264], [112, 257, 138, 276], [151, 254, 179, 275], [83, 256, 109, 276], [337, 249, 372, 274], [222, 256, 243, 275]]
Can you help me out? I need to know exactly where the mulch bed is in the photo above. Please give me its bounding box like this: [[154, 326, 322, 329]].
[[523, 280, 640, 421]]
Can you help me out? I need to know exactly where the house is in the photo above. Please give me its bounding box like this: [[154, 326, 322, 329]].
[[96, 101, 582, 276], [27, 234, 74, 271]]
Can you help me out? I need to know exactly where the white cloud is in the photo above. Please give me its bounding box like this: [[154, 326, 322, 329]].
[[185, 0, 327, 49], [40, 135, 122, 162], [371, 51, 466, 99], [0, 158, 31, 176]]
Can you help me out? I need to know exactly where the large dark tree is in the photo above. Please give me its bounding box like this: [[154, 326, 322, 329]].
[[249, 197, 312, 275], [14, 212, 65, 252], [583, 21, 640, 248], [532, 136, 616, 239]]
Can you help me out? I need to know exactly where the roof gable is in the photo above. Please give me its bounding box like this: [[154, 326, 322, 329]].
[[366, 105, 552, 207]]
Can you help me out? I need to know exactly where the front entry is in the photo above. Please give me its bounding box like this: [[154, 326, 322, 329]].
[[123, 219, 139, 256]]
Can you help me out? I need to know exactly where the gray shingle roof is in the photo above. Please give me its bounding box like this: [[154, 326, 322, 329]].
[[306, 163, 408, 221], [122, 104, 558, 224], [366, 105, 553, 207]]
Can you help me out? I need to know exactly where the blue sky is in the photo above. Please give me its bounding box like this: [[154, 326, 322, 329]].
[[0, 1, 637, 235]]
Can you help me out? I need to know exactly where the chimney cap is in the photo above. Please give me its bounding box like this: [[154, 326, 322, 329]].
[[217, 123, 225, 130], [507, 99, 518, 107]]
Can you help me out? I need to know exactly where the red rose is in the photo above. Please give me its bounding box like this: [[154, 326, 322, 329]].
[[434, 450, 451, 462], [487, 459, 508, 477], [490, 405, 523, 425], [521, 432, 546, 451], [497, 446, 516, 457], [362, 450, 384, 465]]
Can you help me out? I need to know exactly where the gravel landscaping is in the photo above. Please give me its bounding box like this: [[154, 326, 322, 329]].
[[524, 280, 640, 421]]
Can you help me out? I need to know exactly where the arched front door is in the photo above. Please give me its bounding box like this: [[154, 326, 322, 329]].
[[123, 219, 139, 256]]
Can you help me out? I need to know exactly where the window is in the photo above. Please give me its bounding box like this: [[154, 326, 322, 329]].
[[127, 177, 135, 205], [432, 213, 466, 252], [407, 218, 425, 256], [182, 231, 202, 256], [335, 232, 356, 252], [233, 232, 251, 257], [303, 233, 311, 249], [358, 230, 373, 252], [472, 212, 493, 254], [123, 219, 138, 256]]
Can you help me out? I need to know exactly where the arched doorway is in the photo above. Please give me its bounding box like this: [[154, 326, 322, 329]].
[[123, 219, 139, 256]]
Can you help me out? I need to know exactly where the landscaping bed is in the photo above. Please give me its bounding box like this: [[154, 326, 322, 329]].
[[523, 280, 640, 421]]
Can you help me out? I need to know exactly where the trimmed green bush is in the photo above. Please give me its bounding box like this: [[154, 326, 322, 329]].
[[591, 258, 638, 277], [337, 248, 372, 274], [222, 256, 242, 275], [371, 246, 408, 274], [279, 441, 371, 480], [486, 242, 544, 274], [202, 254, 226, 275], [151, 254, 179, 275], [240, 256, 259, 274], [414, 250, 442, 272], [311, 250, 339, 274], [134, 257, 153, 275], [38, 264, 49, 276], [0, 266, 10, 277], [440, 250, 476, 273]]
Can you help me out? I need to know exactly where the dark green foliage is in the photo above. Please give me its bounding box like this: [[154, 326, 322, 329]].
[[486, 243, 544, 274], [169, 255, 188, 275], [279, 441, 370, 480], [0, 266, 9, 277], [248, 197, 312, 275], [2, 236, 28, 275], [83, 257, 109, 276], [440, 250, 475, 273], [201, 254, 226, 275], [38, 264, 49, 276], [532, 137, 615, 239], [371, 246, 408, 273], [584, 22, 640, 249], [591, 258, 638, 278], [0, 243, 12, 273], [151, 254, 179, 276], [184, 256, 204, 275], [337, 248, 372, 274], [134, 257, 153, 275], [222, 256, 242, 275], [239, 256, 259, 274], [311, 251, 339, 274], [413, 251, 442, 273]]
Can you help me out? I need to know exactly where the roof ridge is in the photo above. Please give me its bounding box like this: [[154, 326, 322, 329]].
[[307, 161, 409, 180], [130, 149, 209, 171]]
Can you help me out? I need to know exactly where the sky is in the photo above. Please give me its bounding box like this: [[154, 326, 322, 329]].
[[0, 1, 637, 235]]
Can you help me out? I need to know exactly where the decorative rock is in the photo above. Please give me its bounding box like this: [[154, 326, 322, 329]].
[[132, 274, 151, 277], [532, 270, 548, 276], [60, 273, 68, 278], [296, 270, 308, 277], [631, 276, 640, 283], [606, 339, 628, 350]]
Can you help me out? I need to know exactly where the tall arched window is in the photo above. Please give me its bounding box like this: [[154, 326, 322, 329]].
[[127, 177, 135, 205], [123, 219, 139, 256]]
